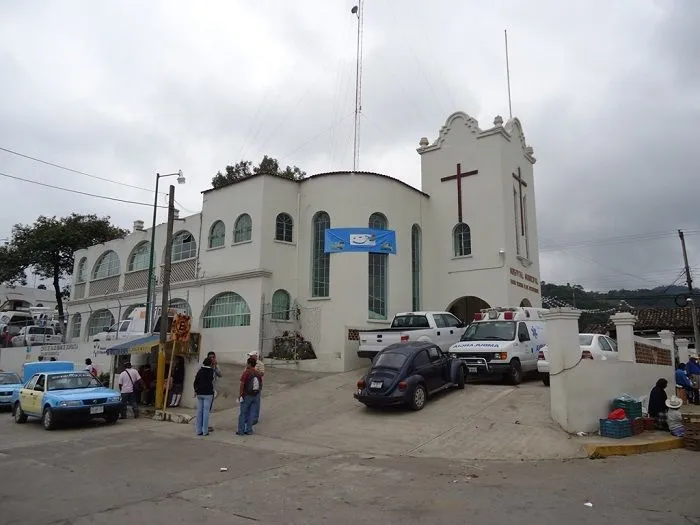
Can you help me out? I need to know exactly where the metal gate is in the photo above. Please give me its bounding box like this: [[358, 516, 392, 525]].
[[259, 296, 322, 363]]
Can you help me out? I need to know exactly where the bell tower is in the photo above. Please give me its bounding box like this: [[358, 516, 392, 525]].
[[417, 111, 541, 322]]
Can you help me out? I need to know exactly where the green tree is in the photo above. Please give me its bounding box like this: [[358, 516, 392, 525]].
[[4, 214, 128, 325], [211, 155, 306, 188], [0, 244, 26, 285]]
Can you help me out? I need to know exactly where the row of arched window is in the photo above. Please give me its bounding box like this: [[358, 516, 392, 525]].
[[75, 231, 198, 283], [207, 212, 293, 249], [70, 289, 293, 339]]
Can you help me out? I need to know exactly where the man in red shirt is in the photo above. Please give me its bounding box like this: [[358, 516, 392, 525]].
[[236, 357, 262, 435]]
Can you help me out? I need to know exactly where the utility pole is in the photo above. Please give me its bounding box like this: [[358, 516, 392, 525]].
[[155, 185, 176, 410], [679, 229, 700, 350]]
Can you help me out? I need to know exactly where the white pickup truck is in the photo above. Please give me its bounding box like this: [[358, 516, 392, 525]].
[[11, 325, 62, 347], [357, 311, 466, 360]]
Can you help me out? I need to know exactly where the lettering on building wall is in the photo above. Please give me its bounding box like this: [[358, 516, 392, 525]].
[[509, 267, 539, 294]]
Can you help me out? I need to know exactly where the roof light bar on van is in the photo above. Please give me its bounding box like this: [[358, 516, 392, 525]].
[[503, 311, 514, 320], [473, 312, 484, 321], [487, 309, 499, 320]]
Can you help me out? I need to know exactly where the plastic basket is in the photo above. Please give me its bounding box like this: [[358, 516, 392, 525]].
[[611, 399, 642, 419], [600, 418, 632, 439], [630, 418, 644, 436]]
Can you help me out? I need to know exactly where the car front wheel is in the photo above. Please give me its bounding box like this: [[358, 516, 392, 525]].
[[42, 407, 56, 431], [13, 402, 27, 424], [457, 366, 466, 389], [507, 360, 523, 385], [409, 384, 427, 411], [541, 374, 550, 386]]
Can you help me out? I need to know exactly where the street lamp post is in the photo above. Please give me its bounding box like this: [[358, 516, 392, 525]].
[[144, 170, 185, 334]]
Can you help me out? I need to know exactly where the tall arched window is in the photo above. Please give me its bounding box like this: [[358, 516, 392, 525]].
[[368, 212, 388, 320], [76, 258, 88, 283], [208, 221, 226, 248], [172, 231, 197, 261], [311, 211, 331, 297], [411, 224, 421, 311], [87, 309, 114, 338], [234, 214, 252, 243], [92, 251, 120, 279], [70, 313, 82, 339], [453, 223, 472, 257], [271, 289, 291, 320], [275, 213, 293, 242], [128, 242, 150, 271], [202, 292, 251, 328], [169, 297, 192, 316]]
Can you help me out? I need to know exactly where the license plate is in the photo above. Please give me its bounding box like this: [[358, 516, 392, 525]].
[[370, 381, 382, 389], [89, 406, 104, 415], [468, 367, 478, 373]]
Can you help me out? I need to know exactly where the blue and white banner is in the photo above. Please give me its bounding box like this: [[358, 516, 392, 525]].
[[324, 228, 397, 254]]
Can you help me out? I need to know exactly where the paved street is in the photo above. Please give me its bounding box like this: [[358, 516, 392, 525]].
[[0, 409, 698, 525]]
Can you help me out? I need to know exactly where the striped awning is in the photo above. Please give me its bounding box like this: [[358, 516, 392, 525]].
[[105, 335, 161, 356]]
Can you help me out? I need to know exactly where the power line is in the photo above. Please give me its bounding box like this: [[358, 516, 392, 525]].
[[0, 145, 166, 196], [540, 230, 700, 251], [0, 171, 165, 208]]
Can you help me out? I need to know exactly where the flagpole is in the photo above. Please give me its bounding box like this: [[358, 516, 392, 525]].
[[352, 1, 364, 172], [505, 29, 513, 119]]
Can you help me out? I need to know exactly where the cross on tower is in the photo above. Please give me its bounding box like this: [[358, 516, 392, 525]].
[[440, 163, 478, 223], [512, 167, 527, 235]]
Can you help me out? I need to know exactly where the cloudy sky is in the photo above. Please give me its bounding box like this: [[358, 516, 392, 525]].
[[1, 0, 698, 293]]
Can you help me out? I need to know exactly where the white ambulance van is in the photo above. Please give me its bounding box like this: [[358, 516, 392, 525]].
[[448, 306, 548, 385]]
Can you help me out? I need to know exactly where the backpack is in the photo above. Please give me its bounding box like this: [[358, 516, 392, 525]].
[[244, 371, 262, 396]]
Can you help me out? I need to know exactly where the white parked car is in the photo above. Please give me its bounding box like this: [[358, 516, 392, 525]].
[[537, 333, 619, 386], [11, 325, 62, 347]]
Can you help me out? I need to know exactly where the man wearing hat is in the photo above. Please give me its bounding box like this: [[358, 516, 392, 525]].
[[665, 395, 685, 437], [247, 350, 265, 425], [687, 353, 700, 405]]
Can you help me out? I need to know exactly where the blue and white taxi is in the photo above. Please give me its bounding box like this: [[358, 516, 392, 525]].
[[11, 370, 123, 430], [0, 372, 23, 408]]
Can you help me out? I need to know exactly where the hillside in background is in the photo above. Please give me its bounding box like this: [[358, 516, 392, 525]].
[[541, 282, 699, 328]]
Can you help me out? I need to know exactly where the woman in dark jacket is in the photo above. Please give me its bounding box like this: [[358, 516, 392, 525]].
[[193, 357, 216, 436], [169, 356, 185, 407], [648, 378, 669, 430]]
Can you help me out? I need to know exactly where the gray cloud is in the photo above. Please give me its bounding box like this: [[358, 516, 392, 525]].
[[0, 0, 698, 292]]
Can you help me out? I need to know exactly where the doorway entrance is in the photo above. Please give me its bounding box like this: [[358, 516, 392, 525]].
[[446, 296, 490, 324]]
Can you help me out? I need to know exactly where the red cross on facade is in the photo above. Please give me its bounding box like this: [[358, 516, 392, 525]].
[[440, 163, 478, 223], [512, 167, 527, 235]]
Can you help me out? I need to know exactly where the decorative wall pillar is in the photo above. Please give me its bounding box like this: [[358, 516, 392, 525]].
[[659, 330, 675, 354], [611, 312, 637, 362], [542, 308, 581, 431], [676, 338, 689, 364]]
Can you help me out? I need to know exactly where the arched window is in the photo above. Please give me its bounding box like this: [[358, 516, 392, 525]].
[[311, 211, 331, 297], [76, 258, 88, 283], [453, 223, 472, 257], [87, 309, 114, 338], [92, 251, 120, 279], [172, 231, 197, 261], [169, 297, 192, 316], [70, 313, 82, 339], [368, 212, 388, 320], [271, 289, 291, 320], [202, 292, 250, 328], [208, 221, 226, 249], [128, 242, 150, 272], [234, 214, 252, 243], [275, 213, 293, 243], [122, 304, 143, 320], [411, 224, 421, 311]]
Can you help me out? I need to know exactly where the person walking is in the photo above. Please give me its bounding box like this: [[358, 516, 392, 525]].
[[206, 351, 222, 433], [193, 357, 216, 436], [237, 357, 262, 435], [686, 354, 700, 405], [118, 362, 142, 419], [247, 350, 265, 426]]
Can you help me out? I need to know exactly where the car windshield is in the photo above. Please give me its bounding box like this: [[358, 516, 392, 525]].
[[579, 335, 594, 346], [0, 373, 21, 385], [47, 373, 102, 391], [373, 352, 407, 370], [391, 315, 429, 328], [461, 321, 516, 342], [28, 327, 54, 335]]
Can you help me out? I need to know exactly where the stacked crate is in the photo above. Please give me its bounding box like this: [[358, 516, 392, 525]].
[[599, 418, 632, 439], [611, 398, 643, 419], [682, 414, 700, 451]]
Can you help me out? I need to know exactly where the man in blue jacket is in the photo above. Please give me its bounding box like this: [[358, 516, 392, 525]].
[[676, 362, 693, 402], [686, 354, 700, 405]]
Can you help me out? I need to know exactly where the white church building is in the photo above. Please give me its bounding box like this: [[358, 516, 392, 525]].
[[67, 111, 542, 372]]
